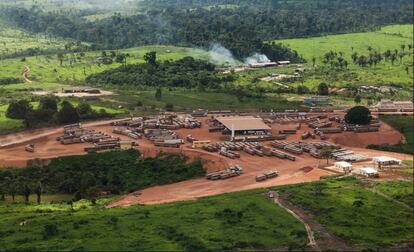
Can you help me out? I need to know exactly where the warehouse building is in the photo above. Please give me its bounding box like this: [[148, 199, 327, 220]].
[[214, 116, 271, 135]]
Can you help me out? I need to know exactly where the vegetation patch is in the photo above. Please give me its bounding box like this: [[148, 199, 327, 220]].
[[368, 115, 413, 154], [0, 150, 206, 200], [276, 176, 414, 249], [0, 190, 307, 250]]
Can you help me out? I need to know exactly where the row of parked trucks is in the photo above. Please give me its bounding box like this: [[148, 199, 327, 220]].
[[206, 165, 243, 180], [256, 170, 278, 182], [57, 123, 136, 153]]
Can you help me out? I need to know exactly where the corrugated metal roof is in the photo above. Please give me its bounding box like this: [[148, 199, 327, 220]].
[[216, 116, 271, 131]]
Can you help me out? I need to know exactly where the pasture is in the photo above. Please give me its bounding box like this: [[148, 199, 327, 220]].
[[368, 115, 413, 154], [0, 45, 230, 83], [276, 25, 414, 88], [0, 20, 73, 58]]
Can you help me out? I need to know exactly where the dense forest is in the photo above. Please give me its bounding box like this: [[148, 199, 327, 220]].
[[0, 150, 206, 201], [1, 0, 412, 58], [86, 55, 236, 88]]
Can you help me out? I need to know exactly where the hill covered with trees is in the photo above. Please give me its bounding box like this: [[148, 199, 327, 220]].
[[0, 0, 411, 58]]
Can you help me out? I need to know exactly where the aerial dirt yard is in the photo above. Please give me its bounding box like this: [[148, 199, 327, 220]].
[[0, 115, 411, 207]]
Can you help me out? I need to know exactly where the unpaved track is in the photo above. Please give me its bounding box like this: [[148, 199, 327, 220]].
[[271, 191, 319, 250], [366, 187, 412, 210], [22, 66, 32, 83], [275, 191, 356, 251]]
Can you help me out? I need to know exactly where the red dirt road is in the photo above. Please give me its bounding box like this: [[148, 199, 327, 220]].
[[0, 116, 411, 207]]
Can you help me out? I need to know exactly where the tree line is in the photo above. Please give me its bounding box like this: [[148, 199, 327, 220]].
[[6, 96, 112, 128], [86, 54, 235, 89], [320, 44, 413, 70], [0, 150, 205, 202], [0, 0, 411, 59]]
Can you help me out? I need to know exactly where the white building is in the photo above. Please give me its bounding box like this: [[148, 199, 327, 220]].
[[373, 156, 402, 167], [334, 161, 353, 173], [360, 167, 379, 178]]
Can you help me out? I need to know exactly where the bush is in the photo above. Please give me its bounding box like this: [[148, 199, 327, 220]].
[[56, 101, 80, 124], [6, 100, 33, 119], [345, 106, 371, 125], [317, 82, 329, 96], [42, 223, 58, 239]]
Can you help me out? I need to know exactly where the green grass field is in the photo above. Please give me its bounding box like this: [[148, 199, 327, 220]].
[[375, 181, 413, 208], [277, 176, 413, 249], [0, 190, 308, 251], [0, 103, 25, 134], [0, 45, 234, 84], [275, 25, 413, 88], [0, 18, 76, 58], [368, 115, 413, 154], [105, 87, 302, 111]]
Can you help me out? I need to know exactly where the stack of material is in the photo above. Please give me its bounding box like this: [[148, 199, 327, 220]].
[[112, 128, 142, 139], [154, 139, 184, 148], [279, 129, 297, 135], [219, 148, 240, 159], [144, 129, 183, 148], [256, 170, 278, 182], [58, 124, 94, 145], [309, 121, 332, 129], [314, 127, 342, 134], [331, 149, 369, 162], [203, 144, 219, 152], [342, 123, 381, 133], [270, 141, 303, 155], [206, 165, 243, 180], [232, 135, 284, 142]]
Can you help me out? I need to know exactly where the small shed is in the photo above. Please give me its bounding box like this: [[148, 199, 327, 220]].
[[334, 161, 353, 173], [373, 156, 402, 167], [360, 167, 379, 178]]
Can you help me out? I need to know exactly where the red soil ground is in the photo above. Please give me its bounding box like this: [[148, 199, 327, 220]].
[[0, 115, 410, 207]]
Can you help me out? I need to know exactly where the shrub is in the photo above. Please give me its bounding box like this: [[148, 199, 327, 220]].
[[345, 106, 371, 125]]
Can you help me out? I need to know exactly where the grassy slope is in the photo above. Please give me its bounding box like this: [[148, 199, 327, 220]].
[[277, 177, 414, 249], [0, 104, 24, 134], [0, 45, 232, 84], [368, 115, 413, 154], [275, 25, 413, 88], [0, 190, 307, 251], [0, 18, 75, 58], [375, 181, 413, 207]]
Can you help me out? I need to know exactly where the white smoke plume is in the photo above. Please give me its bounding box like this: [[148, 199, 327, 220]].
[[244, 53, 271, 65], [207, 43, 238, 66]]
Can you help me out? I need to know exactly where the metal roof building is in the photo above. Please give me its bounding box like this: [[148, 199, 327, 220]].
[[215, 116, 271, 134]]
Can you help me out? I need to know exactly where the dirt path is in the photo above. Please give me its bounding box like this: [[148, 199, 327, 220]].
[[275, 191, 355, 251], [22, 66, 32, 83], [270, 191, 319, 250], [366, 187, 412, 210]]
